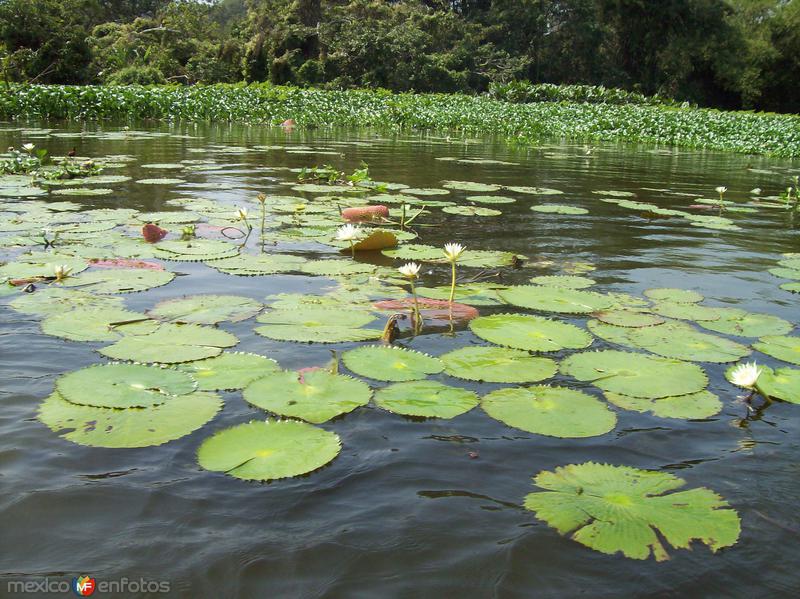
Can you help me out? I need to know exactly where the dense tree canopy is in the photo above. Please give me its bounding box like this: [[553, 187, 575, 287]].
[[0, 0, 798, 112]]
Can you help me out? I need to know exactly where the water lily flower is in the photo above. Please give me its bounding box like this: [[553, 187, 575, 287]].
[[236, 207, 249, 221], [443, 242, 465, 263], [398, 262, 421, 279], [730, 361, 762, 389], [53, 264, 72, 282], [715, 186, 727, 195], [337, 224, 362, 258], [21, 143, 35, 153]]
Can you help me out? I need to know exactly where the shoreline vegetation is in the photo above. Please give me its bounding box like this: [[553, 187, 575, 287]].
[[2, 83, 800, 158]]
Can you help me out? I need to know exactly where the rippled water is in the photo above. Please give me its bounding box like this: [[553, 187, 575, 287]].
[[1, 123, 799, 598]]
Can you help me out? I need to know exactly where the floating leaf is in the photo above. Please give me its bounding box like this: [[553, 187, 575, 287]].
[[465, 195, 516, 204], [374, 380, 479, 418], [56, 363, 196, 408], [41, 307, 158, 341], [442, 180, 501, 192], [523, 462, 740, 561], [415, 283, 508, 306], [342, 345, 444, 381], [626, 322, 751, 363], [10, 287, 123, 315], [210, 253, 307, 275], [255, 307, 379, 343], [644, 288, 703, 303], [594, 309, 665, 328], [531, 204, 588, 215], [753, 335, 800, 366], [652, 302, 725, 322], [469, 313, 592, 352], [154, 239, 238, 261], [0, 252, 88, 280], [780, 282, 800, 293], [442, 205, 502, 216], [149, 294, 262, 325], [482, 386, 616, 437], [197, 420, 341, 481], [605, 390, 722, 419], [62, 267, 175, 294], [499, 286, 612, 314], [244, 370, 371, 423], [529, 275, 595, 289], [301, 259, 377, 276], [136, 178, 186, 185], [352, 229, 397, 251], [506, 186, 563, 195], [39, 390, 221, 448], [561, 350, 707, 398], [98, 323, 238, 363], [442, 346, 557, 383], [177, 352, 279, 391], [699, 310, 793, 338]]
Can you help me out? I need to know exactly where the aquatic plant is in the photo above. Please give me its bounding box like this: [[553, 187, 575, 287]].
[[336, 223, 361, 258], [443, 242, 465, 304], [398, 262, 422, 332]]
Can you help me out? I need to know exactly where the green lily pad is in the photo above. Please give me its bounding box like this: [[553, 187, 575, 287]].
[[10, 287, 124, 315], [482, 386, 616, 438], [415, 283, 508, 306], [780, 282, 800, 293], [652, 302, 725, 322], [301, 259, 377, 276], [699, 311, 793, 338], [465, 195, 516, 204], [210, 253, 307, 275], [41, 307, 158, 341], [442, 205, 502, 216], [197, 419, 341, 481], [442, 180, 502, 192], [506, 186, 563, 195], [0, 252, 88, 280], [441, 346, 557, 383], [529, 275, 595, 289], [244, 369, 371, 423], [523, 462, 740, 561], [154, 239, 239, 262], [753, 335, 800, 366], [342, 345, 444, 381], [768, 267, 800, 280], [531, 204, 588, 215], [149, 294, 262, 325], [62, 268, 175, 294], [374, 380, 479, 418], [604, 390, 722, 419], [626, 322, 751, 363], [744, 367, 800, 404], [594, 309, 665, 328], [39, 390, 221, 448], [136, 178, 186, 185], [561, 350, 707, 398], [56, 363, 196, 408], [255, 307, 380, 343], [176, 352, 280, 391], [644, 288, 703, 303], [98, 323, 238, 363], [382, 244, 445, 261], [499, 286, 613, 314], [469, 313, 592, 352]]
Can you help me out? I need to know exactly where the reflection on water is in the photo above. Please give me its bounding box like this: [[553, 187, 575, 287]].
[[0, 122, 799, 597]]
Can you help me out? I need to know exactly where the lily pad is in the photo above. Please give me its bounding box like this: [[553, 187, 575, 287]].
[[523, 462, 740, 560], [56, 363, 196, 408], [442, 180, 502, 192], [561, 350, 707, 398], [529, 275, 595, 289], [39, 390, 221, 448], [699, 311, 793, 338], [441, 346, 557, 383], [197, 419, 341, 481], [0, 252, 88, 280], [594, 309, 665, 328], [177, 352, 279, 391], [442, 206, 502, 217], [62, 268, 175, 294], [10, 287, 124, 315], [604, 390, 722, 419], [244, 370, 371, 423], [255, 307, 380, 343], [531, 204, 588, 215], [149, 294, 262, 325], [374, 380, 479, 418], [482, 386, 616, 437], [506, 186, 563, 195], [469, 313, 592, 352], [415, 283, 508, 306], [41, 307, 158, 341], [154, 239, 238, 262], [98, 323, 238, 363], [499, 286, 613, 314], [342, 345, 444, 381], [644, 288, 703, 303], [465, 195, 516, 204], [753, 335, 800, 366], [626, 322, 751, 363], [652, 302, 725, 322], [210, 253, 307, 276]]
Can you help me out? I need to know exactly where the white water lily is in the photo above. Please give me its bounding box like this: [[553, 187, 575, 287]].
[[53, 264, 72, 281], [336, 224, 361, 242], [236, 207, 249, 221], [715, 186, 727, 195], [21, 143, 35, 153], [730, 361, 762, 389], [443, 242, 465, 263], [398, 262, 421, 279]]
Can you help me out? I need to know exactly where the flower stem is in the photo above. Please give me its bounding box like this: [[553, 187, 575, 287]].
[[448, 261, 457, 304], [349, 241, 355, 258], [410, 278, 422, 333]]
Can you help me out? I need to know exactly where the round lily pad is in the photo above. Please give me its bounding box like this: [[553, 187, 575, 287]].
[[41, 307, 158, 341], [469, 313, 592, 352], [780, 282, 800, 293], [531, 204, 588, 215], [741, 366, 800, 404], [753, 335, 800, 366], [699, 311, 793, 338], [594, 309, 665, 328], [374, 380, 479, 418], [523, 462, 741, 561], [210, 253, 307, 275], [154, 239, 239, 261], [255, 307, 379, 343], [39, 390, 221, 448], [561, 350, 708, 398], [149, 294, 262, 324], [10, 288, 124, 315], [0, 252, 88, 279], [301, 259, 377, 276], [499, 286, 613, 314], [342, 345, 444, 381], [177, 352, 279, 391], [244, 369, 371, 423], [644, 288, 703, 303], [442, 180, 502, 192], [98, 323, 238, 363], [482, 386, 616, 438], [529, 275, 595, 289], [56, 363, 196, 408], [604, 390, 722, 419], [506, 186, 563, 195], [626, 322, 751, 363], [652, 302, 725, 322], [441, 346, 557, 383], [136, 178, 185, 185], [442, 206, 502, 217], [197, 420, 341, 481], [62, 268, 175, 294], [465, 195, 516, 204]]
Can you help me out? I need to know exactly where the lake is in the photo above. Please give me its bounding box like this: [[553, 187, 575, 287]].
[[1, 122, 798, 598]]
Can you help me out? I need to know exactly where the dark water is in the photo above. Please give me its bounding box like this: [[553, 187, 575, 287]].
[[1, 122, 799, 598]]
